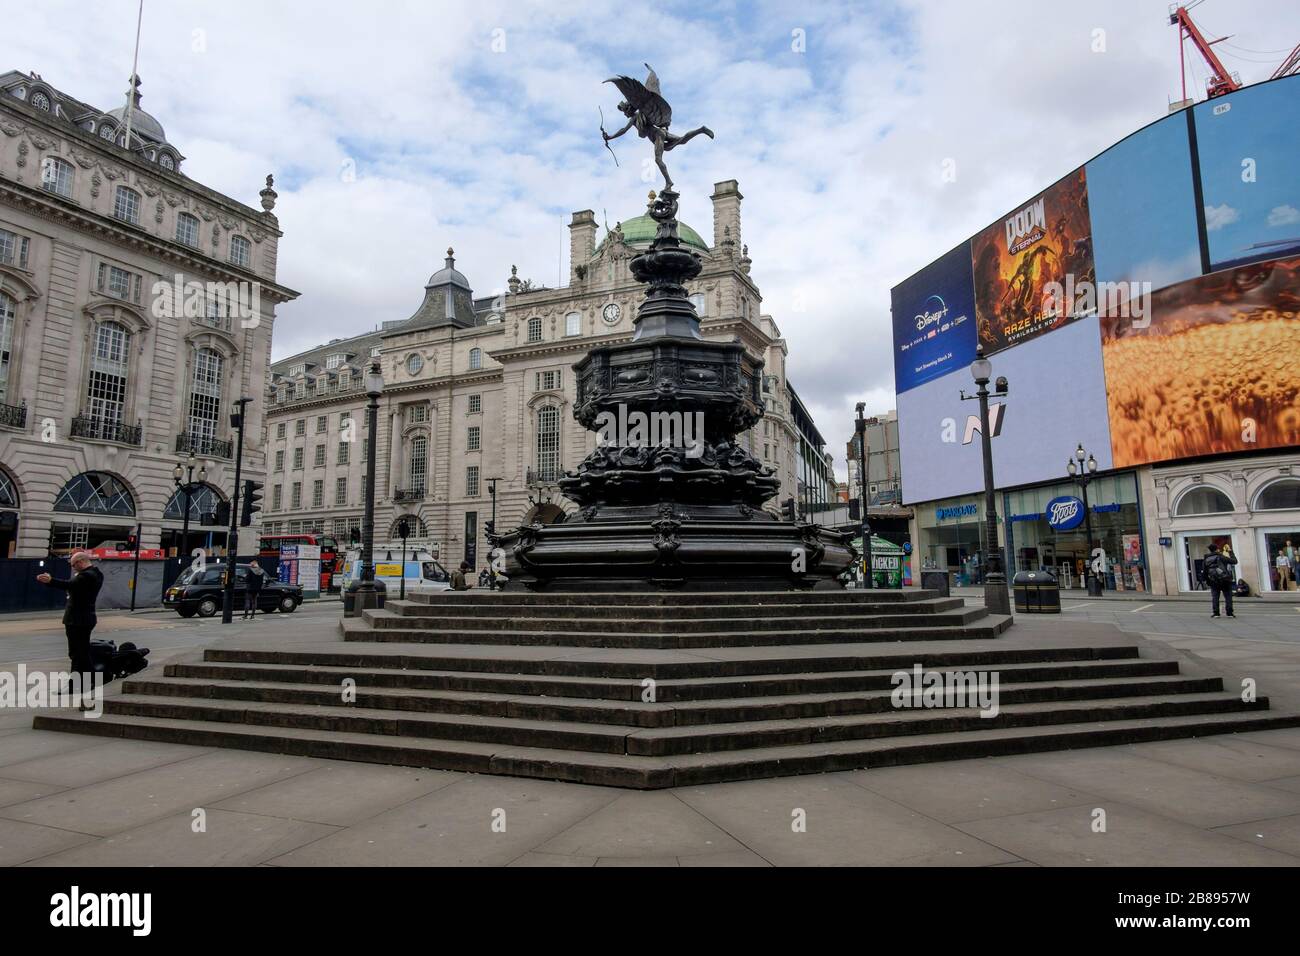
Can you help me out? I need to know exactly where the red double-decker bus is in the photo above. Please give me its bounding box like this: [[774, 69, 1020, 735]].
[[258, 532, 342, 592]]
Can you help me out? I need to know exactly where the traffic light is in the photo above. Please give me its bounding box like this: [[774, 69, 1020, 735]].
[[124, 531, 138, 552], [396, 518, 410, 540], [780, 497, 797, 522], [241, 479, 264, 527], [214, 500, 231, 527]]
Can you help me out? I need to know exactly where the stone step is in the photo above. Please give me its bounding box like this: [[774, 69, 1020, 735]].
[[403, 589, 942, 607], [166, 656, 1182, 703], [382, 596, 969, 619], [93, 690, 1266, 756], [32, 708, 1300, 790], [123, 674, 1225, 728]]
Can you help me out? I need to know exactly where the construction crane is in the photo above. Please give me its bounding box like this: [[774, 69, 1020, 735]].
[[1170, 2, 1300, 102]]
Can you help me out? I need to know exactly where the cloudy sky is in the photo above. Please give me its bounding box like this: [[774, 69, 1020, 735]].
[[11, 0, 1300, 474]]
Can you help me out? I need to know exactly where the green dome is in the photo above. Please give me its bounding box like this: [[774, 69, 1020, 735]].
[[600, 214, 709, 252]]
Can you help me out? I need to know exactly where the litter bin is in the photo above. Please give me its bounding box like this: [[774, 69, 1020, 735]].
[[1012, 569, 1061, 613], [920, 570, 951, 597]]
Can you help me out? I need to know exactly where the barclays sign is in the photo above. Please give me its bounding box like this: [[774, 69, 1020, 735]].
[[1045, 496, 1087, 531]]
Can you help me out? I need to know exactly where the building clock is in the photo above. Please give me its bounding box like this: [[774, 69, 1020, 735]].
[[601, 302, 621, 325]]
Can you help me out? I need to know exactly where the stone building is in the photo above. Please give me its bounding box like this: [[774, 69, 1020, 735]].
[[264, 181, 833, 569], [0, 69, 297, 558]]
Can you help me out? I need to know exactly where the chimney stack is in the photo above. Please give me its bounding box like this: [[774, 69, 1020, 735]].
[[710, 180, 742, 254], [569, 210, 597, 283]]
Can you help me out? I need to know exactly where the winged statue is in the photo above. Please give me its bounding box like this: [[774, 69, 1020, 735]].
[[602, 64, 713, 191]]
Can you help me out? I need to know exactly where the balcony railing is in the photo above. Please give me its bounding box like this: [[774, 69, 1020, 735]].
[[0, 400, 26, 429], [71, 414, 143, 446], [175, 432, 233, 459], [526, 466, 563, 487], [394, 485, 426, 502]]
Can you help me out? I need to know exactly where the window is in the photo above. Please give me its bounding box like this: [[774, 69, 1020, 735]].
[[229, 235, 251, 268], [1173, 486, 1233, 517], [467, 426, 481, 452], [340, 411, 351, 424], [295, 381, 306, 398], [326, 354, 343, 370], [469, 347, 482, 370], [409, 405, 428, 424], [316, 415, 327, 433], [293, 447, 304, 470], [99, 124, 115, 141], [275, 449, 285, 471], [337, 441, 349, 465], [176, 213, 199, 248], [535, 369, 562, 391], [536, 405, 561, 482], [53, 471, 134, 516], [466, 465, 480, 497], [361, 437, 369, 464], [40, 157, 74, 197], [690, 293, 707, 316], [86, 322, 130, 428], [315, 377, 328, 396], [0, 291, 14, 403], [96, 263, 141, 303], [314, 444, 326, 467], [187, 347, 223, 445], [468, 394, 481, 414], [406, 353, 424, 375], [276, 422, 286, 439], [295, 419, 306, 436], [291, 482, 302, 509], [1254, 479, 1300, 511], [565, 311, 581, 336], [408, 435, 428, 493], [312, 480, 324, 508], [527, 317, 542, 342], [272, 485, 282, 510], [288, 364, 306, 378], [335, 477, 348, 505], [30, 90, 51, 111], [0, 228, 30, 268], [159, 153, 176, 171], [337, 374, 350, 392], [113, 186, 141, 224]]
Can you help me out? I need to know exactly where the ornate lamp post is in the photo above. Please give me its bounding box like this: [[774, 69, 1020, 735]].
[[960, 346, 1010, 615], [854, 402, 872, 589], [1067, 444, 1103, 597], [171, 453, 207, 558], [345, 361, 386, 616]]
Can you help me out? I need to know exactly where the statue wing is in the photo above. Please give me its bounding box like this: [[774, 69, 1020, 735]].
[[604, 75, 672, 128]]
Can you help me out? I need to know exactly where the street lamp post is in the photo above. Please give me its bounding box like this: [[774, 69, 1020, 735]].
[[854, 402, 872, 589], [345, 361, 386, 616], [171, 453, 207, 561], [1067, 444, 1103, 597], [486, 477, 501, 589], [960, 346, 1010, 615]]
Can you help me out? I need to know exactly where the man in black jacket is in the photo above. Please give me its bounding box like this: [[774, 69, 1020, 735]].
[[37, 551, 104, 679], [1204, 542, 1237, 619]]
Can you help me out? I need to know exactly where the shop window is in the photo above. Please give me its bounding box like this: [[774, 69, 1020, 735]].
[[1253, 479, 1300, 512], [1173, 486, 1233, 516]]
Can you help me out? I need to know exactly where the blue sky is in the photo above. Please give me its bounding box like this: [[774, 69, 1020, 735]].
[[9, 0, 1300, 476]]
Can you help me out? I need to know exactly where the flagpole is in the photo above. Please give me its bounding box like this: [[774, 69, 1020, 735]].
[[121, 0, 144, 149]]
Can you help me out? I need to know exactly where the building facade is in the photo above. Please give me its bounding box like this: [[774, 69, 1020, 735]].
[[0, 70, 297, 558], [264, 181, 827, 569]]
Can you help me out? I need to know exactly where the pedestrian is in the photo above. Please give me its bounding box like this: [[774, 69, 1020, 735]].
[[244, 562, 267, 618], [1277, 550, 1294, 592], [1203, 542, 1237, 618], [36, 550, 104, 690], [450, 561, 472, 591]]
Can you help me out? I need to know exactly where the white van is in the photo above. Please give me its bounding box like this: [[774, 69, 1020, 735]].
[[338, 544, 452, 593]]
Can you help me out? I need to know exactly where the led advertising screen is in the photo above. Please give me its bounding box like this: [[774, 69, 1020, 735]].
[[891, 240, 979, 394], [1195, 79, 1300, 271], [1101, 255, 1300, 469], [971, 168, 1096, 355]]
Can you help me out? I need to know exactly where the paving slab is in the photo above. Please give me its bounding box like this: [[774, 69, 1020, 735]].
[[0, 817, 96, 866], [535, 791, 749, 859], [956, 803, 1300, 866], [673, 775, 1017, 866], [1123, 736, 1300, 782], [839, 758, 1099, 824], [23, 808, 339, 867], [595, 855, 679, 866], [990, 748, 1300, 828], [1260, 775, 1300, 795], [0, 750, 321, 837], [0, 730, 101, 768], [506, 851, 597, 867], [0, 739, 212, 788], [677, 848, 772, 866], [1234, 728, 1300, 751], [0, 777, 67, 809], [211, 763, 465, 827], [1213, 813, 1300, 858], [265, 774, 619, 866]]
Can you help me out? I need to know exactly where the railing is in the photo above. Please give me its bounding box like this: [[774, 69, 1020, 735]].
[[71, 414, 143, 446], [175, 432, 233, 459], [526, 466, 563, 487], [394, 486, 426, 502], [0, 400, 26, 429]]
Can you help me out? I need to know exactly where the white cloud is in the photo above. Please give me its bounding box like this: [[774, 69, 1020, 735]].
[[1267, 204, 1300, 227], [1203, 203, 1241, 231]]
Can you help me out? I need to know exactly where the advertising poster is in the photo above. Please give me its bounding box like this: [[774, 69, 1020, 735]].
[[278, 544, 298, 584], [1194, 76, 1300, 271], [972, 168, 1096, 354], [1101, 255, 1300, 468], [891, 241, 979, 393], [298, 543, 321, 595]]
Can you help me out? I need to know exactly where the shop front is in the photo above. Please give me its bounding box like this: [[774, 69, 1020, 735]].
[[1003, 472, 1147, 592], [913, 494, 1001, 586]]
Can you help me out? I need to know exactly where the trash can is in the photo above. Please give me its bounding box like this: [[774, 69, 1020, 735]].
[[1013, 570, 1061, 613], [921, 570, 951, 597]]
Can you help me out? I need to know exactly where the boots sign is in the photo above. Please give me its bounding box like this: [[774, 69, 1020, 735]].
[[1045, 496, 1087, 531]]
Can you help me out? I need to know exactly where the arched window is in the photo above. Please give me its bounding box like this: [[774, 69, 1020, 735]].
[[689, 293, 706, 316], [158, 153, 176, 171], [536, 405, 561, 483], [176, 212, 199, 248], [1173, 486, 1233, 516], [1254, 479, 1300, 512], [53, 472, 135, 516], [408, 435, 428, 494], [113, 185, 141, 224], [99, 124, 116, 141], [187, 347, 224, 448], [391, 515, 428, 538], [86, 321, 131, 430], [29, 90, 51, 111], [468, 347, 482, 370], [0, 468, 17, 509], [527, 317, 543, 343], [565, 311, 581, 336], [163, 482, 223, 521], [229, 235, 251, 268], [40, 156, 74, 197], [0, 291, 15, 403]]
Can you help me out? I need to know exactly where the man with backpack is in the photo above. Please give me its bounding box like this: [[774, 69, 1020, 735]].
[[1204, 542, 1237, 618]]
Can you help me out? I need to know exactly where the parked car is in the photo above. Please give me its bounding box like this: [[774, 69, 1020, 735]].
[[163, 563, 304, 618]]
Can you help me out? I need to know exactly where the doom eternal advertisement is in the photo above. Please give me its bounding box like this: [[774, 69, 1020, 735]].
[[972, 168, 1096, 354]]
